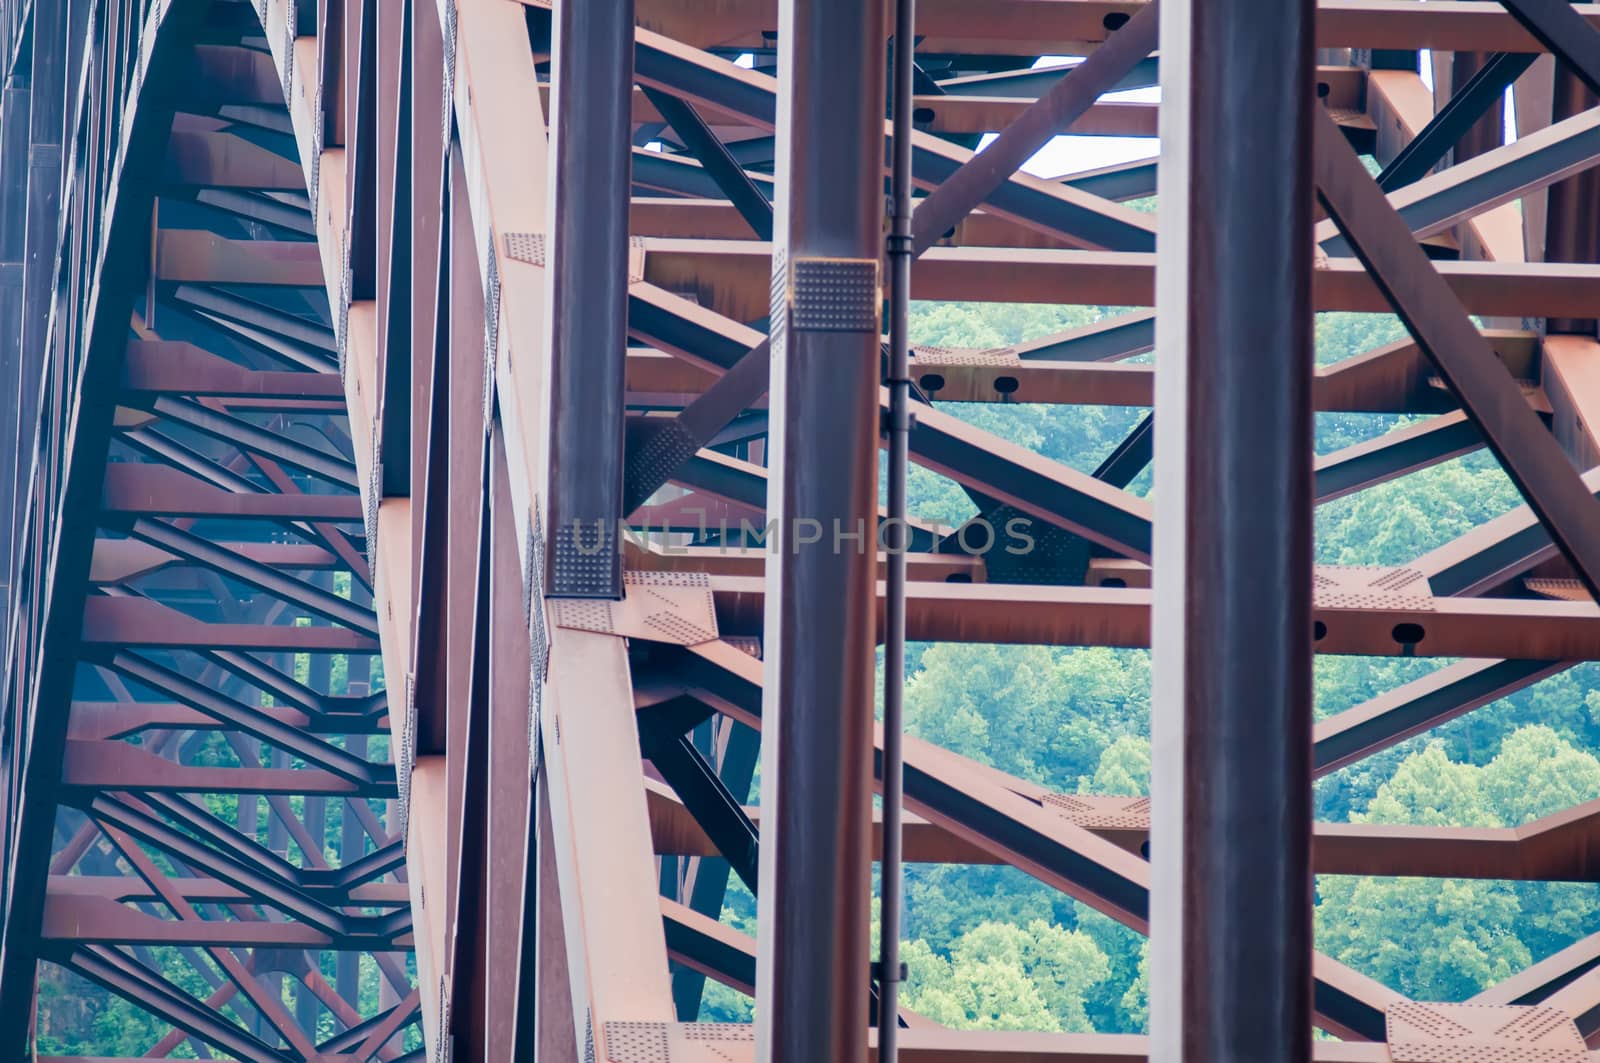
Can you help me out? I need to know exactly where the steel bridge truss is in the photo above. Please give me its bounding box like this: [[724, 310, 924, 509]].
[[1, 0, 1600, 1060]]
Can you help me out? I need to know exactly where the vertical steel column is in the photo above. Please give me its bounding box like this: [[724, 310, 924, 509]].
[[2, 0, 62, 833], [879, 2, 916, 1062], [543, 0, 633, 599], [755, 0, 886, 1060], [0, 80, 30, 645], [1545, 67, 1600, 336], [1150, 0, 1315, 1059], [1448, 53, 1505, 163]]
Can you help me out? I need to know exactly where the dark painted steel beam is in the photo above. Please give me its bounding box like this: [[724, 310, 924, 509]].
[[1313, 657, 1568, 775], [543, 0, 633, 598], [379, 0, 414, 500], [633, 27, 1157, 252], [641, 709, 760, 895], [1150, 1, 1316, 1059], [756, 1, 886, 1057], [1497, 0, 1600, 95], [0, 0, 213, 1032], [1313, 412, 1482, 503], [910, 3, 1157, 254], [1378, 52, 1531, 191], [148, 396, 358, 487], [641, 85, 772, 241], [124, 517, 378, 635]]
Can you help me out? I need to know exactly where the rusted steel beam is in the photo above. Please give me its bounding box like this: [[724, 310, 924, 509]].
[[376, 0, 414, 500], [160, 128, 308, 189], [629, 197, 1112, 248], [1498, 0, 1600, 92], [50, 944, 287, 1061], [409, 146, 456, 760], [911, 3, 1157, 255], [1544, 65, 1600, 334], [121, 340, 342, 397], [154, 231, 325, 285], [1313, 412, 1482, 502], [626, 331, 1545, 413], [633, 27, 1156, 252], [41, 894, 392, 949], [647, 772, 1600, 881], [346, 0, 377, 301], [183, 43, 286, 105], [704, 574, 1600, 659], [60, 741, 392, 795], [439, 141, 487, 1007], [640, 239, 1600, 319], [484, 433, 534, 1060], [624, 5, 1155, 525], [123, 517, 377, 634], [538, 629, 676, 1041], [1415, 466, 1600, 596], [626, 287, 1155, 559], [1543, 335, 1600, 466], [1313, 658, 1568, 774], [662, 895, 756, 997], [640, 86, 773, 241], [1320, 101, 1600, 259], [633, 0, 1600, 54], [560, 83, 1164, 141], [146, 396, 358, 486], [1316, 104, 1600, 602], [80, 597, 379, 652], [47, 875, 408, 905], [445, 363, 492, 1058]]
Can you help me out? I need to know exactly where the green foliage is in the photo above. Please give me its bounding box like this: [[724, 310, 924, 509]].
[[902, 920, 1109, 1032], [857, 300, 1600, 1032], [1316, 729, 1600, 1001]]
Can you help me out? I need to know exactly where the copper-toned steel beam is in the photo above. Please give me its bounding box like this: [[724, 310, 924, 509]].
[[121, 340, 342, 397], [910, 3, 1158, 254], [161, 128, 308, 189], [754, 1, 887, 1057], [1315, 105, 1600, 602], [1149, 1, 1316, 1056], [1313, 657, 1568, 775], [639, 239, 1600, 320], [154, 231, 325, 285], [80, 597, 379, 652], [543, 0, 634, 598], [633, 0, 1600, 54], [60, 740, 391, 795], [703, 575, 1600, 659]]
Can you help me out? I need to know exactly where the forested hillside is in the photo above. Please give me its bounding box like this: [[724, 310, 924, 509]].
[[702, 301, 1600, 1034]]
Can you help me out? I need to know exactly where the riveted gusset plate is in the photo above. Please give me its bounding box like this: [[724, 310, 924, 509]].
[[1387, 1002, 1587, 1063], [551, 571, 718, 645]]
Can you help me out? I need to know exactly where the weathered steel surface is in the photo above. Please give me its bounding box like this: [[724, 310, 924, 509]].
[[4, 0, 1600, 1059]]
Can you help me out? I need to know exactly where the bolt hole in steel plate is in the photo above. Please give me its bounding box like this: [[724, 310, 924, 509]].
[[1392, 621, 1426, 645]]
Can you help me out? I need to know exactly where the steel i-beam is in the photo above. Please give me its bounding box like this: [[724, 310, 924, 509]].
[[1150, 0, 1317, 1060], [543, 0, 634, 598], [754, 0, 888, 1060]]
